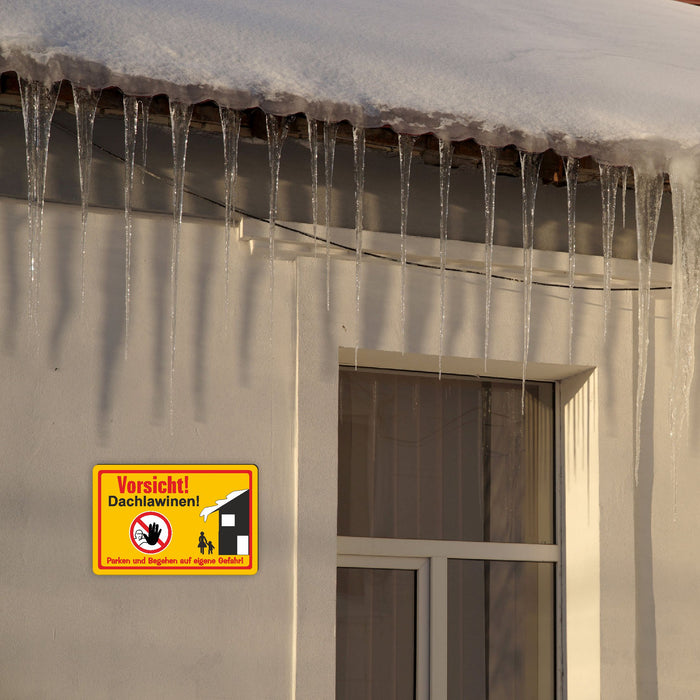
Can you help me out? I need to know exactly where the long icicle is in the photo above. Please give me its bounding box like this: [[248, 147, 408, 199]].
[[633, 169, 664, 486], [481, 145, 499, 371], [565, 157, 580, 364], [438, 139, 454, 378], [219, 106, 241, 317], [264, 114, 288, 476], [72, 84, 101, 305], [168, 100, 193, 434], [265, 114, 289, 307], [599, 163, 625, 336], [323, 122, 338, 310], [307, 118, 319, 251], [136, 96, 152, 184], [123, 94, 139, 359], [519, 150, 543, 411], [669, 162, 700, 516], [353, 126, 365, 370], [19, 78, 59, 333], [398, 134, 416, 352]]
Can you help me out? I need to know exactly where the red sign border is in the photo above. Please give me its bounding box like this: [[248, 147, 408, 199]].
[[97, 468, 255, 572]]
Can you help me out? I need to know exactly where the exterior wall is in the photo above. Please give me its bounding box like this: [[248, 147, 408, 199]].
[[0, 199, 296, 698], [0, 166, 699, 700]]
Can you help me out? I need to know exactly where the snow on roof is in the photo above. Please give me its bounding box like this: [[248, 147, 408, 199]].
[[1, 0, 700, 166], [200, 490, 247, 523]]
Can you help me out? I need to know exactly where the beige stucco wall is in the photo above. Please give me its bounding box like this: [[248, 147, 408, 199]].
[[0, 168, 699, 700], [0, 200, 297, 698]]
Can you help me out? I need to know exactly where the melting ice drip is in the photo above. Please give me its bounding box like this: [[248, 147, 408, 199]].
[[438, 139, 453, 378], [136, 97, 152, 185], [307, 118, 320, 251], [398, 134, 416, 352], [19, 78, 58, 334], [323, 122, 338, 310], [265, 114, 289, 307], [565, 157, 579, 365], [519, 150, 542, 410], [599, 163, 626, 336], [123, 94, 139, 358], [633, 169, 664, 485], [72, 85, 100, 305], [353, 126, 365, 369], [621, 167, 629, 230], [481, 145, 499, 371], [168, 100, 193, 433], [220, 106, 241, 316]]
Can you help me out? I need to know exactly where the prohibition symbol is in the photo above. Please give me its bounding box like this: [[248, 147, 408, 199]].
[[130, 511, 172, 554]]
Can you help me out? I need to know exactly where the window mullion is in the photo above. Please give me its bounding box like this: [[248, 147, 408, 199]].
[[430, 555, 448, 700], [416, 558, 431, 700]]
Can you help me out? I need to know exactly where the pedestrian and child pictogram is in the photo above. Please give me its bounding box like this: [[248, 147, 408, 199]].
[[197, 532, 216, 555], [93, 465, 258, 575]]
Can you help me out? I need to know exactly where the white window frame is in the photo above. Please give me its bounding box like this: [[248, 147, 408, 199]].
[[336, 377, 563, 700], [337, 553, 431, 698], [338, 538, 559, 700]]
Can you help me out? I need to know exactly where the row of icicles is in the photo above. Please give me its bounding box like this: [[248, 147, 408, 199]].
[[16, 76, 699, 492]]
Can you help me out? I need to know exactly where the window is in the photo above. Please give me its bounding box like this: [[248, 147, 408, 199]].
[[336, 367, 558, 699]]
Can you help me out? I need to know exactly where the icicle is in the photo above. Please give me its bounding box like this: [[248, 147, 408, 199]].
[[481, 145, 499, 371], [633, 169, 664, 486], [438, 140, 453, 378], [219, 106, 241, 316], [565, 157, 579, 364], [123, 94, 139, 359], [599, 163, 625, 335], [19, 78, 59, 331], [265, 114, 289, 304], [307, 118, 319, 250], [72, 85, 100, 305], [621, 167, 629, 230], [353, 127, 366, 370], [398, 134, 416, 352], [669, 162, 700, 514], [168, 101, 193, 433], [519, 150, 543, 410], [323, 122, 338, 310], [136, 96, 152, 184]]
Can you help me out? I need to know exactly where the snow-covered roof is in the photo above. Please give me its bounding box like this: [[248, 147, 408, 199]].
[[200, 490, 248, 523], [1, 0, 700, 166]]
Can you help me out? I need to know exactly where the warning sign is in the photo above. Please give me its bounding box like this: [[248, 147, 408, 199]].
[[93, 465, 258, 575]]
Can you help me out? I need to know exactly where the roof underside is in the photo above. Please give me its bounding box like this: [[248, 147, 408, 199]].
[[0, 73, 679, 265], [0, 74, 637, 188]]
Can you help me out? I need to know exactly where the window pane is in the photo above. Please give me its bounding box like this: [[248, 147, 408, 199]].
[[336, 567, 416, 700], [338, 368, 554, 544], [447, 560, 555, 700]]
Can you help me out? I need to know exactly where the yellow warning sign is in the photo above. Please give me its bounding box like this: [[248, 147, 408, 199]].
[[93, 465, 258, 575]]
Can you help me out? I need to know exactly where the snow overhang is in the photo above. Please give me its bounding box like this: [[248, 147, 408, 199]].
[[1, 0, 700, 167], [200, 490, 248, 523]]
